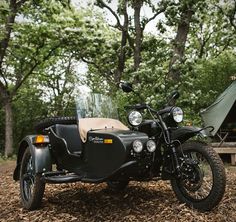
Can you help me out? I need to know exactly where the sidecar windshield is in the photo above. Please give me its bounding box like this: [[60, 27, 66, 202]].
[[75, 93, 118, 119]]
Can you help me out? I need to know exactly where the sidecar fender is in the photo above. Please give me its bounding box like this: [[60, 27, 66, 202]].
[[170, 126, 203, 143], [13, 135, 52, 181]]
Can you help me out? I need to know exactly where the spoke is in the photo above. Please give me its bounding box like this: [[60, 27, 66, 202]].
[[22, 155, 35, 201], [23, 180, 29, 200], [180, 151, 214, 200]]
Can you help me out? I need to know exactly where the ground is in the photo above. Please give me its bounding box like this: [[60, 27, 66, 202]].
[[0, 161, 236, 222]]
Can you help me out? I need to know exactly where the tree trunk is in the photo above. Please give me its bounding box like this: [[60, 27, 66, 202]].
[[4, 99, 13, 157], [133, 0, 143, 71], [114, 0, 128, 84], [168, 5, 194, 81]]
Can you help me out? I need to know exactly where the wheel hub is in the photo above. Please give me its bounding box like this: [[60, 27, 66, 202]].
[[180, 158, 204, 192]]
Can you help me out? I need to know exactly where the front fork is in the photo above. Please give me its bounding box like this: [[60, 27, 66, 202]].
[[158, 115, 198, 179], [169, 144, 182, 178], [163, 142, 200, 180], [157, 115, 183, 178]]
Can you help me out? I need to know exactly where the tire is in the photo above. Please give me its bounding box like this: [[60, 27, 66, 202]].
[[35, 116, 77, 133], [20, 148, 45, 210], [171, 141, 226, 211], [107, 180, 129, 192]]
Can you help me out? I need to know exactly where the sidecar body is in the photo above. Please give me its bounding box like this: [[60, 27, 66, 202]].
[[14, 94, 152, 184]]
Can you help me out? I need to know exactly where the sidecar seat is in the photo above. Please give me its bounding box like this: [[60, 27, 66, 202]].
[[52, 124, 82, 155]]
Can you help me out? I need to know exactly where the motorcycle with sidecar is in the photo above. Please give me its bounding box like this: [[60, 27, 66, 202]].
[[13, 83, 226, 211]]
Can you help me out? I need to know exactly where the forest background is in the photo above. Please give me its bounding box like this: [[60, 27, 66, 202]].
[[0, 0, 236, 157]]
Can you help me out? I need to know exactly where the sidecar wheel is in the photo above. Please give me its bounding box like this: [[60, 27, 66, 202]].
[[171, 141, 226, 211], [20, 148, 45, 210], [107, 180, 129, 192]]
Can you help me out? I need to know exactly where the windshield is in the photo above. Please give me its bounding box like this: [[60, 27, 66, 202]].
[[75, 93, 118, 119]]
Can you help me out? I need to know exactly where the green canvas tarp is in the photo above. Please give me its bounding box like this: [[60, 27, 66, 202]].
[[201, 81, 236, 136]]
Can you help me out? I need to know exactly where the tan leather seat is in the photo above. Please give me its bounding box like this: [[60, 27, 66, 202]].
[[79, 118, 129, 142]]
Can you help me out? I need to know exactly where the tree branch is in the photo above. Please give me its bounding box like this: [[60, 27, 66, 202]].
[[215, 1, 236, 31], [81, 57, 98, 67], [0, 68, 8, 87], [96, 0, 123, 30], [229, 0, 236, 30], [12, 44, 61, 95], [81, 57, 114, 82], [0, 0, 17, 69], [197, 26, 214, 59], [16, 0, 28, 9], [142, 6, 166, 30]]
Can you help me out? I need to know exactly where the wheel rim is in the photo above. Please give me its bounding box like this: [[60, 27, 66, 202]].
[[22, 156, 35, 201], [179, 151, 214, 201]]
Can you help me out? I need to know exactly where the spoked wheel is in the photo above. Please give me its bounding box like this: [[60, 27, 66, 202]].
[[20, 148, 45, 210], [171, 141, 226, 211], [107, 180, 129, 192]]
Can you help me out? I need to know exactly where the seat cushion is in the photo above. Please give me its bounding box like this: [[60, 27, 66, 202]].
[[78, 118, 129, 142]]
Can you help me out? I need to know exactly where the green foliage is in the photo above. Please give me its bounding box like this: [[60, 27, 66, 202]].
[[189, 51, 236, 107], [0, 0, 110, 155], [12, 85, 47, 148], [37, 54, 79, 116], [187, 0, 236, 60], [1, 0, 236, 155]]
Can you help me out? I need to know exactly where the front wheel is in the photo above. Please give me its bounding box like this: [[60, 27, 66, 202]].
[[20, 148, 45, 210], [171, 141, 226, 211]]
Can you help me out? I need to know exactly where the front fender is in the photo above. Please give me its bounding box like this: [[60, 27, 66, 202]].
[[170, 126, 202, 143], [13, 135, 52, 181]]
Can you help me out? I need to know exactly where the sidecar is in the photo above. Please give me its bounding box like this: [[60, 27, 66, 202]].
[[13, 93, 153, 210]]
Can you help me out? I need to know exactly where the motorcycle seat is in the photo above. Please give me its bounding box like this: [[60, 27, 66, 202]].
[[53, 124, 82, 155]]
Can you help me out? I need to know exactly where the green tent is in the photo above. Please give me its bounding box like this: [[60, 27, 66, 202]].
[[201, 81, 236, 136]]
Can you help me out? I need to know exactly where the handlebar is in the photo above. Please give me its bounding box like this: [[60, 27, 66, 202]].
[[125, 103, 173, 116], [124, 103, 148, 110]]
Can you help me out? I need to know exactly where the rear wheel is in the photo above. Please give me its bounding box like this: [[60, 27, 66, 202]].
[[171, 141, 226, 211], [20, 148, 45, 210], [107, 180, 129, 192]]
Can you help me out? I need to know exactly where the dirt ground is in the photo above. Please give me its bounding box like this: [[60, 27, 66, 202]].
[[0, 161, 236, 222]]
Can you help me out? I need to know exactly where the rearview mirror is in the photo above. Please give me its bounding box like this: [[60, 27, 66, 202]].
[[166, 90, 180, 106], [120, 82, 133, 93], [171, 91, 180, 100]]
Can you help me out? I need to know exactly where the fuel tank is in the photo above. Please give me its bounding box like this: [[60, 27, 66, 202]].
[[83, 129, 148, 178]]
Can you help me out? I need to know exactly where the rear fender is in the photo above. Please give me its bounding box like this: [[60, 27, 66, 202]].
[[13, 135, 52, 181], [170, 126, 202, 144]]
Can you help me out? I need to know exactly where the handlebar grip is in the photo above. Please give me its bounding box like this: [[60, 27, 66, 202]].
[[124, 104, 147, 110], [124, 105, 133, 109]]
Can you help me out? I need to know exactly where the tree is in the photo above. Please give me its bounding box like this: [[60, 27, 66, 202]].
[[167, 0, 206, 82], [94, 0, 168, 85], [38, 53, 79, 116], [0, 0, 70, 156], [12, 83, 48, 148], [186, 0, 236, 60], [0, 0, 37, 157], [0, 0, 106, 156]]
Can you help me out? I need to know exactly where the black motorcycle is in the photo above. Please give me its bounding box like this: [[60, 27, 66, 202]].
[[13, 82, 226, 211]]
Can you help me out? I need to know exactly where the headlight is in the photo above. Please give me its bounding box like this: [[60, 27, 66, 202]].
[[132, 140, 143, 153], [128, 110, 142, 126], [146, 140, 156, 152], [172, 107, 183, 123]]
